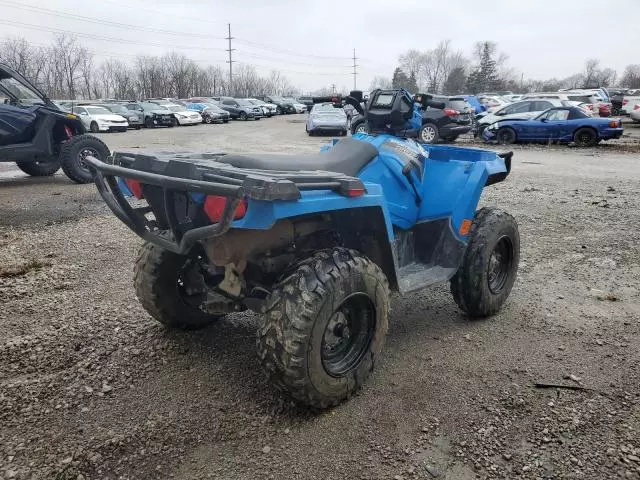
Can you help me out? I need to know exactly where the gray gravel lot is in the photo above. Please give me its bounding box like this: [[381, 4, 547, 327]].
[[1, 114, 640, 480]]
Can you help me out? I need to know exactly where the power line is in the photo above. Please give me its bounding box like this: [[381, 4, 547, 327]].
[[226, 23, 235, 94], [234, 38, 352, 61], [0, 0, 226, 40]]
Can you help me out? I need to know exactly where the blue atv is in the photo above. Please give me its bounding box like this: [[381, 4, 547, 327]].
[[86, 89, 519, 409]]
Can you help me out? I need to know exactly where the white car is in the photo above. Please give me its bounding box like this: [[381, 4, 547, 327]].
[[73, 105, 129, 133], [246, 98, 277, 117], [165, 104, 202, 125], [630, 104, 640, 122], [283, 97, 307, 113], [622, 95, 640, 115]]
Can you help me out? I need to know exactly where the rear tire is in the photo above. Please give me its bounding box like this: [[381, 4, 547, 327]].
[[60, 134, 110, 184], [574, 127, 597, 147], [276, 106, 283, 115], [450, 208, 520, 318], [171, 117, 178, 127], [134, 236, 226, 330], [257, 248, 390, 408], [419, 123, 439, 144], [16, 159, 61, 177], [496, 127, 517, 145]]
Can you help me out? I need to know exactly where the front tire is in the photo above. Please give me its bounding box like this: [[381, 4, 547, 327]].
[[276, 106, 283, 115], [419, 123, 439, 144], [257, 248, 390, 409], [16, 159, 61, 177], [134, 238, 226, 330], [496, 127, 517, 145], [450, 208, 520, 318], [89, 122, 99, 133], [59, 134, 110, 184], [239, 112, 248, 121]]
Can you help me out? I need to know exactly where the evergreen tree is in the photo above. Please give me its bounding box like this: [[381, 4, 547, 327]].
[[443, 66, 466, 94], [391, 67, 410, 89], [406, 71, 419, 93]]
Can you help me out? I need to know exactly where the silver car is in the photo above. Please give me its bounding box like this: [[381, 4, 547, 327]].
[[306, 103, 348, 136]]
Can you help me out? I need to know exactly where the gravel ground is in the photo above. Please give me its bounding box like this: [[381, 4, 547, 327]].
[[1, 115, 639, 480]]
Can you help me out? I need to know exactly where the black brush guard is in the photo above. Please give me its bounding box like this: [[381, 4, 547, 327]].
[[85, 150, 365, 255]]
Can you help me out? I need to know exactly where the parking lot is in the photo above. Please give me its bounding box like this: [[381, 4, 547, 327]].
[[1, 115, 640, 480]]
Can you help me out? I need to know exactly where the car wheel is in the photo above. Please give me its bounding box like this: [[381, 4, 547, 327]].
[[135, 125, 142, 130], [239, 112, 248, 121], [276, 106, 283, 115], [204, 116, 213, 124], [144, 117, 154, 128], [573, 127, 597, 147], [496, 127, 517, 145], [89, 121, 99, 133], [171, 117, 179, 127], [419, 123, 439, 144]]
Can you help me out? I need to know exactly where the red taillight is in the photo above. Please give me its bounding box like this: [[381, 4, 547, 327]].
[[623, 99, 629, 105], [443, 108, 459, 117], [346, 187, 366, 197], [125, 179, 144, 199], [203, 196, 247, 223], [634, 104, 640, 111]]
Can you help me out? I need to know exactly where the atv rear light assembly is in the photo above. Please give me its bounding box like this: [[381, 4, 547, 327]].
[[125, 179, 144, 199], [443, 108, 460, 117], [346, 187, 366, 197], [203, 195, 247, 223]]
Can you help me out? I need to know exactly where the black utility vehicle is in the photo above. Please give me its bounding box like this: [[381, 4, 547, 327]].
[[0, 64, 109, 183]]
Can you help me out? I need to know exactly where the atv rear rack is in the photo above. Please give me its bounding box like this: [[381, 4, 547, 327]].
[[84, 150, 366, 254]]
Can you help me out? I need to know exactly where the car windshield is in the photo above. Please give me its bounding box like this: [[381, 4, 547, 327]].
[[448, 99, 470, 111], [246, 99, 261, 105], [103, 105, 129, 114], [236, 99, 252, 106], [85, 106, 112, 115], [204, 103, 224, 112], [269, 96, 284, 102], [0, 75, 45, 105], [167, 105, 187, 112]]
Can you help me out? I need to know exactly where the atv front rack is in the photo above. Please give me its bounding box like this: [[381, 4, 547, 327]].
[[85, 150, 365, 254]]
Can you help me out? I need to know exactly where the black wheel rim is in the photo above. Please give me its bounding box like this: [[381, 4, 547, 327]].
[[321, 293, 376, 378], [577, 131, 593, 145], [487, 236, 514, 294], [77, 147, 99, 172], [499, 129, 514, 144]]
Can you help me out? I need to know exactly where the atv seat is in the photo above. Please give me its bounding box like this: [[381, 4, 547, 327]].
[[219, 137, 378, 177]]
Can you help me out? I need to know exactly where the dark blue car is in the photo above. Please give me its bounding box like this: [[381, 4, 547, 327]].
[[482, 106, 623, 147]]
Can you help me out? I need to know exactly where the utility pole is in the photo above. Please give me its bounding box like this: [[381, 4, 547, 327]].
[[331, 83, 336, 93], [352, 48, 358, 90], [225, 23, 235, 95]]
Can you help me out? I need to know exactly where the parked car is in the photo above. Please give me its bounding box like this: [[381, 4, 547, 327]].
[[420, 96, 473, 143], [482, 106, 623, 147], [99, 103, 143, 129], [244, 98, 276, 117], [631, 104, 640, 123], [305, 102, 348, 136], [262, 95, 295, 114], [297, 96, 314, 112], [71, 105, 129, 133], [136, 102, 175, 128], [283, 97, 307, 113], [164, 104, 202, 126], [219, 97, 263, 120], [476, 99, 569, 136], [622, 95, 640, 115], [186, 103, 230, 123]]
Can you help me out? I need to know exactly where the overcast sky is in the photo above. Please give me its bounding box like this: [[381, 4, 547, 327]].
[[2, 0, 638, 93]]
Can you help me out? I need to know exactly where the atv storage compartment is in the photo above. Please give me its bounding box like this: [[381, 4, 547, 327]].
[[85, 150, 367, 255]]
